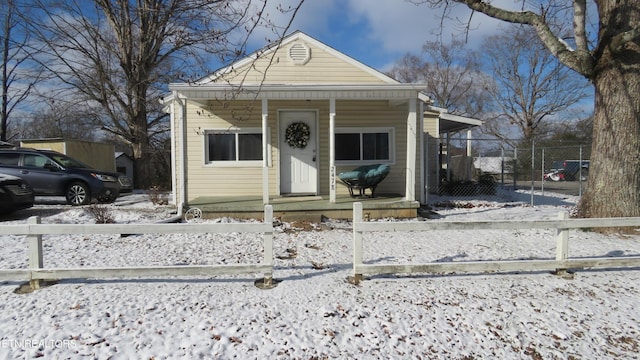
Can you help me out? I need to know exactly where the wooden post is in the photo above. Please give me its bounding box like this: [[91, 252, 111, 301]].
[[350, 202, 364, 284], [27, 216, 43, 290], [555, 211, 569, 276], [263, 205, 274, 287]]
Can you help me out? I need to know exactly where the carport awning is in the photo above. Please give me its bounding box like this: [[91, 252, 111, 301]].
[[439, 112, 483, 133]]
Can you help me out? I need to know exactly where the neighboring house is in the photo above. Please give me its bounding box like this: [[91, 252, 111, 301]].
[[115, 152, 134, 182], [164, 31, 480, 217], [20, 139, 116, 172]]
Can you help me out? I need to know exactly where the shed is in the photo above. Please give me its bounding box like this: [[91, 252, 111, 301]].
[[20, 139, 116, 172]]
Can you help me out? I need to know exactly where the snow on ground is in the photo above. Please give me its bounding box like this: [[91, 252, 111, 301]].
[[0, 190, 639, 359]]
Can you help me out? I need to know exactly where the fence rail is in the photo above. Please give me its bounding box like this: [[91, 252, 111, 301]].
[[3, 203, 640, 290], [351, 202, 640, 284], [0, 206, 274, 290]]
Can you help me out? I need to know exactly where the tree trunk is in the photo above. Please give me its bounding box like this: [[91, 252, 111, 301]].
[[132, 136, 151, 190], [131, 99, 151, 190], [579, 44, 640, 221]]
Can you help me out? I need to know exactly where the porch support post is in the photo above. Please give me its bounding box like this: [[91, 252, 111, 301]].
[[176, 92, 188, 214], [467, 128, 472, 180], [262, 98, 269, 205], [418, 101, 425, 204], [169, 91, 178, 208], [329, 98, 336, 203], [405, 97, 417, 201]]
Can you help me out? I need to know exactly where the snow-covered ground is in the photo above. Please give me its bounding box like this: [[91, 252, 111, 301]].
[[1, 190, 639, 359]]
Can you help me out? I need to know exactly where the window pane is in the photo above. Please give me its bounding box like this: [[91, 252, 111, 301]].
[[238, 133, 262, 160], [23, 154, 49, 168], [363, 133, 389, 160], [209, 133, 235, 161], [0, 153, 20, 165], [335, 133, 360, 160]]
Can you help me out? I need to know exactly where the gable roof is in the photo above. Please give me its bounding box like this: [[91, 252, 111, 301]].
[[198, 30, 400, 85]]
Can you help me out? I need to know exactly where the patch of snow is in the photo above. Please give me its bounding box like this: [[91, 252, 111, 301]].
[[0, 191, 639, 358]]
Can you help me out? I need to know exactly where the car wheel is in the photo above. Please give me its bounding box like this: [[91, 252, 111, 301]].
[[66, 182, 91, 205], [549, 173, 561, 182]]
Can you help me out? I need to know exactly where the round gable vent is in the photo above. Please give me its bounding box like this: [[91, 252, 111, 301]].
[[288, 42, 310, 65]]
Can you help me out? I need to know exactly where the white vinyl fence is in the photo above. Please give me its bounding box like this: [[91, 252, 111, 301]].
[[0, 206, 274, 290], [351, 202, 640, 284]]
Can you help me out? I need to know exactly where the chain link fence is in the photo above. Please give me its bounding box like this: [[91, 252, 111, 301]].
[[424, 136, 591, 205]]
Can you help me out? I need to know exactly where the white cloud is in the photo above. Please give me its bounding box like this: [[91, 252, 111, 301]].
[[242, 0, 548, 68], [345, 0, 510, 53]]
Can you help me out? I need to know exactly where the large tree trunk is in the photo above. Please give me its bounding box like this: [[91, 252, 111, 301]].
[[578, 1, 640, 221], [131, 100, 152, 189], [580, 73, 640, 219]]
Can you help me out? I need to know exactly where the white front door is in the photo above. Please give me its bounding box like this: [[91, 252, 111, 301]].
[[279, 111, 318, 195]]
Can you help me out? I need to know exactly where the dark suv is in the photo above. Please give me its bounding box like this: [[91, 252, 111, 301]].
[[0, 148, 125, 205], [550, 160, 589, 181]]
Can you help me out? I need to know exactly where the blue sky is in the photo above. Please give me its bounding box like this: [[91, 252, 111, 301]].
[[241, 0, 595, 119], [247, 0, 506, 72]]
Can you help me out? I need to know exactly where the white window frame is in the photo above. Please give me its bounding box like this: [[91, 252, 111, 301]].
[[334, 127, 395, 166], [204, 128, 270, 167]]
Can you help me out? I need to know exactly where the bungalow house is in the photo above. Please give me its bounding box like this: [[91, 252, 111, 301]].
[[165, 31, 480, 219]]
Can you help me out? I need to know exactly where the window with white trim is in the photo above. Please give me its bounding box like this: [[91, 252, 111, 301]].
[[205, 128, 265, 165], [335, 127, 394, 164]]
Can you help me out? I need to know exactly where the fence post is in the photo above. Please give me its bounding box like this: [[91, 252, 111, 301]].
[[555, 211, 569, 276], [262, 205, 274, 288], [530, 141, 535, 206], [579, 145, 584, 197], [27, 216, 43, 290], [350, 202, 364, 285]]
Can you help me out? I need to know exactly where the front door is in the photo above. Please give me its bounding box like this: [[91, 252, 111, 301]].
[[279, 111, 317, 195]]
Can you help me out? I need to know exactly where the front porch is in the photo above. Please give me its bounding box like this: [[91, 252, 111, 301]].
[[189, 194, 420, 222]]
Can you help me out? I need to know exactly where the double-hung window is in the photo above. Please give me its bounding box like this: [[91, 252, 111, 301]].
[[205, 128, 264, 166], [335, 127, 394, 164]]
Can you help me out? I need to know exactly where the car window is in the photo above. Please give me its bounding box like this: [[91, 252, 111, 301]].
[[23, 154, 55, 169], [47, 153, 90, 169], [0, 153, 20, 165]]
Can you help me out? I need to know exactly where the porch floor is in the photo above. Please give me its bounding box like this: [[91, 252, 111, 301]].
[[189, 193, 420, 221]]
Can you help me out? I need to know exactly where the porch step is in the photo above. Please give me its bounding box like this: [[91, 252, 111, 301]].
[[271, 196, 322, 203]]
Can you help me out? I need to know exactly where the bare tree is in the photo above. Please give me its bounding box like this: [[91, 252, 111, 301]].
[[18, 99, 102, 141], [27, 0, 294, 188], [415, 0, 640, 222], [1, 0, 41, 142], [482, 25, 591, 145], [387, 39, 491, 118]]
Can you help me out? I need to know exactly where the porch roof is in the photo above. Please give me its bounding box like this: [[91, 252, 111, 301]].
[[168, 83, 428, 101], [439, 112, 484, 133]]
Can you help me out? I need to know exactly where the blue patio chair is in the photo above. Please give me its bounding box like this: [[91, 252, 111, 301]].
[[338, 164, 390, 198]]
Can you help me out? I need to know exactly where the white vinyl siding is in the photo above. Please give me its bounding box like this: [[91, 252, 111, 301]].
[[215, 41, 388, 85]]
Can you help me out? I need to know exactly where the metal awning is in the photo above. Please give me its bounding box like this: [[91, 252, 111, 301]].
[[438, 112, 483, 133]]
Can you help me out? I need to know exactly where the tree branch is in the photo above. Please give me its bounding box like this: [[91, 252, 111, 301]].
[[610, 26, 640, 54], [456, 0, 595, 78]]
